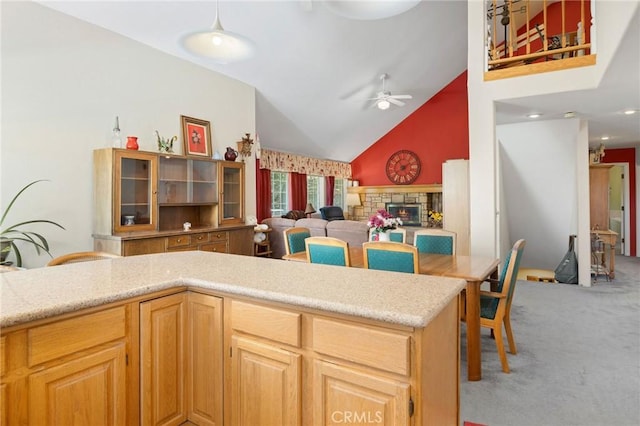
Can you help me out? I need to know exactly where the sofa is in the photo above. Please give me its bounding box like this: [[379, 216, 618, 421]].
[[261, 217, 370, 259]]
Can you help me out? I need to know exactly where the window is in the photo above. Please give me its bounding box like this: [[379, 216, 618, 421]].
[[270, 171, 288, 217], [333, 178, 345, 209], [306, 175, 323, 210], [270, 172, 346, 215]]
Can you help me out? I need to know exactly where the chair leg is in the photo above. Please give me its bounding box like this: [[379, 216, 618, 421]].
[[504, 314, 517, 355], [493, 326, 511, 373]]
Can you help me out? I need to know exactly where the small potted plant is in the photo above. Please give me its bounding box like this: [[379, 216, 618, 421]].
[[1, 180, 66, 267]]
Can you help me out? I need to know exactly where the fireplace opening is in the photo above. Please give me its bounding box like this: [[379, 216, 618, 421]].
[[386, 203, 421, 227]]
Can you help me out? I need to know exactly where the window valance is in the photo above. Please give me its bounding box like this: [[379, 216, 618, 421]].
[[259, 148, 351, 179]]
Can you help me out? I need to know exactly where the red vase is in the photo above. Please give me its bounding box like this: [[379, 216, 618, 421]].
[[126, 136, 139, 150]]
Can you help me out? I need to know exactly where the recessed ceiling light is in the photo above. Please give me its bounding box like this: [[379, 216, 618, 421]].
[[623, 109, 638, 115], [527, 113, 541, 119], [601, 136, 610, 141], [564, 111, 576, 118]]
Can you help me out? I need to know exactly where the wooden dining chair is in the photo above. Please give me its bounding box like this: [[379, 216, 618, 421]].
[[305, 236, 351, 267], [362, 241, 419, 274], [283, 227, 311, 255], [47, 251, 121, 266], [368, 227, 407, 243], [472, 239, 526, 373], [413, 229, 457, 255]]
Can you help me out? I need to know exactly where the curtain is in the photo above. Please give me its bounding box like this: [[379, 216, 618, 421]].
[[255, 159, 272, 223], [325, 176, 335, 206], [289, 172, 308, 211]]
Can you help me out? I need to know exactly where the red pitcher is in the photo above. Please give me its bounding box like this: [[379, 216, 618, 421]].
[[126, 136, 139, 150]]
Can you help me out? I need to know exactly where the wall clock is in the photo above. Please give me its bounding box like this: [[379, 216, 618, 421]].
[[385, 150, 421, 184]]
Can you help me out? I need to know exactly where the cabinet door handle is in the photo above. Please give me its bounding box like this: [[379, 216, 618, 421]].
[[176, 238, 182, 243], [197, 236, 204, 240]]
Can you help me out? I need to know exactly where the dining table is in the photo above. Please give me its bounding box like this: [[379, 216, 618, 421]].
[[283, 246, 500, 381]]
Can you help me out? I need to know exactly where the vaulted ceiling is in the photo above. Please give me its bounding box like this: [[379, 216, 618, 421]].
[[37, 1, 639, 161]]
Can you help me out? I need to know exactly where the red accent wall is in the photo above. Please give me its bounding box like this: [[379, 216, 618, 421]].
[[350, 71, 469, 186], [602, 148, 637, 256]]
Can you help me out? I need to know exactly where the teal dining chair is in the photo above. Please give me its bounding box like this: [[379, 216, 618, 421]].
[[362, 241, 419, 274], [468, 239, 526, 374], [305, 237, 351, 266], [283, 227, 311, 255], [413, 229, 457, 255]]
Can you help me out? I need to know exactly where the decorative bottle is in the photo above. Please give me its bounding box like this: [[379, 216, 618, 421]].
[[112, 116, 122, 148]]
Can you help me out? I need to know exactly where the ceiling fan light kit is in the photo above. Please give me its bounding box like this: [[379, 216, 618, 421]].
[[180, 1, 255, 64], [377, 99, 391, 110], [369, 73, 412, 110]]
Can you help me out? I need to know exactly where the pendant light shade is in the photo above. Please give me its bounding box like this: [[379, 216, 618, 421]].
[[322, 0, 420, 20], [180, 2, 255, 64]]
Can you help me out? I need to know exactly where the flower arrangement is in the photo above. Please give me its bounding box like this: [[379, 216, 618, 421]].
[[427, 210, 443, 228], [156, 130, 177, 154], [367, 209, 402, 233]]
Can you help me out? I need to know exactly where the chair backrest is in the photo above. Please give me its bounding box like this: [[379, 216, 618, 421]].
[[362, 241, 419, 274], [47, 251, 121, 266], [481, 239, 526, 319], [305, 237, 350, 267], [368, 227, 406, 243], [319, 206, 345, 221], [413, 229, 457, 255], [283, 227, 311, 255]]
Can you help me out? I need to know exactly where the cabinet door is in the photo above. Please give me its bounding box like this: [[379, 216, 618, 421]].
[[219, 162, 245, 225], [230, 335, 301, 426], [187, 293, 223, 426], [313, 360, 410, 426], [29, 343, 127, 425], [140, 293, 187, 426], [115, 150, 158, 233]]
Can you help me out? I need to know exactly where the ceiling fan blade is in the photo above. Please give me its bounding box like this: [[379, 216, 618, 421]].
[[388, 98, 405, 106], [390, 94, 412, 99]]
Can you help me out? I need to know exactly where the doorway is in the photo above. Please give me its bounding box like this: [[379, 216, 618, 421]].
[[608, 164, 629, 255]]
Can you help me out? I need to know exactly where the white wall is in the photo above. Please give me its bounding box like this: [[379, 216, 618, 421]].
[[497, 119, 582, 270], [467, 0, 639, 283], [1, 2, 256, 268]]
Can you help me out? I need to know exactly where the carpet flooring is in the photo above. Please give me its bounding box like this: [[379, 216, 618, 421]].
[[460, 254, 640, 426]]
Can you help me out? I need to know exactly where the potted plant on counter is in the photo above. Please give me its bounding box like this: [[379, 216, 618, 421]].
[[1, 180, 65, 267]]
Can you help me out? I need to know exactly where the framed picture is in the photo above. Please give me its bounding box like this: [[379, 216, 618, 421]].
[[181, 115, 212, 157]]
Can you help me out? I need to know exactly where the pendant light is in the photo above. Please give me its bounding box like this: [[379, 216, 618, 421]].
[[180, 1, 255, 64], [322, 0, 420, 20]]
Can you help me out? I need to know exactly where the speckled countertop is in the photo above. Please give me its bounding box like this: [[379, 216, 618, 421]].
[[0, 251, 465, 329]]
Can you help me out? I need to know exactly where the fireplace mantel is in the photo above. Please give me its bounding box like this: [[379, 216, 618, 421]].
[[347, 184, 442, 194]]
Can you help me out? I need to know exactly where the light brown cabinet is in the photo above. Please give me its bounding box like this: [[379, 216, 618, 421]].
[[93, 149, 252, 256], [2, 288, 458, 426], [219, 162, 245, 226], [1, 305, 133, 425], [589, 164, 614, 230], [140, 292, 224, 426], [227, 298, 458, 426], [140, 293, 188, 426]]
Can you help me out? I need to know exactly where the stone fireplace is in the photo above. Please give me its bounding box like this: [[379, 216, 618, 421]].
[[347, 184, 442, 228]]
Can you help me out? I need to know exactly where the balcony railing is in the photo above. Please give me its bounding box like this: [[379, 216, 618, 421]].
[[485, 0, 596, 80]]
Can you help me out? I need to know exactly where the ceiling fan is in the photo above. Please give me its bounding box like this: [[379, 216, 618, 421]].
[[368, 73, 412, 110]]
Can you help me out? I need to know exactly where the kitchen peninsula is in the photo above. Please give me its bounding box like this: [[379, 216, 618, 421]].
[[1, 251, 465, 425]]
